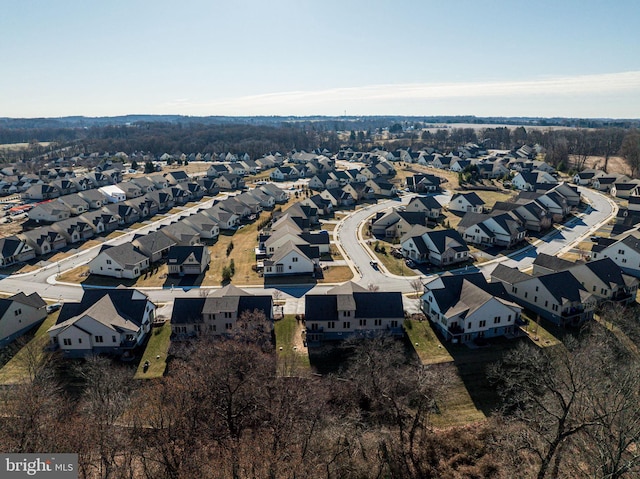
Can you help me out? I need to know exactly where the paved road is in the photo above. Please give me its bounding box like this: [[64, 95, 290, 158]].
[[0, 187, 616, 310]]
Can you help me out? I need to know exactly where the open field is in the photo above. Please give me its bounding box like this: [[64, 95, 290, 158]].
[[581, 155, 630, 177], [0, 142, 51, 151]]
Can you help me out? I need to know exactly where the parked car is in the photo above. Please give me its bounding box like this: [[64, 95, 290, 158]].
[[46, 303, 62, 314], [405, 259, 415, 268]]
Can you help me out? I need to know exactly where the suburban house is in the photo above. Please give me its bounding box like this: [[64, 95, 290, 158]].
[[493, 200, 552, 232], [545, 182, 581, 207], [103, 202, 141, 225], [263, 241, 318, 277], [515, 191, 571, 219], [447, 192, 485, 214], [400, 225, 470, 265], [78, 189, 107, 209], [169, 186, 191, 205], [116, 181, 143, 199], [202, 206, 239, 230], [98, 185, 127, 203], [182, 212, 220, 240], [207, 163, 230, 178], [130, 176, 156, 193], [319, 188, 354, 207], [0, 292, 47, 347], [57, 193, 90, 215], [215, 173, 245, 191], [132, 231, 176, 263], [611, 182, 640, 199], [20, 228, 67, 255], [170, 284, 273, 338], [457, 212, 526, 247], [309, 173, 340, 190], [167, 245, 211, 276], [421, 272, 522, 343], [259, 183, 288, 203], [22, 184, 60, 200], [80, 210, 118, 233], [590, 231, 640, 278], [406, 173, 442, 193], [51, 217, 94, 243], [512, 171, 557, 191], [0, 235, 36, 267], [247, 189, 276, 209], [264, 228, 330, 255], [491, 264, 596, 326], [89, 243, 150, 279], [592, 175, 623, 192], [159, 221, 201, 246], [48, 289, 155, 358], [371, 209, 428, 238], [305, 282, 405, 344], [301, 195, 333, 216], [164, 170, 190, 185], [533, 254, 638, 306], [365, 179, 397, 197], [28, 202, 71, 223], [51, 178, 77, 196], [405, 195, 443, 219]]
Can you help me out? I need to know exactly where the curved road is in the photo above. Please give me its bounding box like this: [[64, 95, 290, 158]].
[[0, 187, 616, 313]]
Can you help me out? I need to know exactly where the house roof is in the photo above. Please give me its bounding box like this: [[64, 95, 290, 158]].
[[133, 230, 176, 253], [410, 195, 443, 210], [491, 264, 531, 284], [532, 253, 576, 272], [0, 236, 25, 258], [424, 228, 469, 254], [98, 243, 148, 268], [2, 292, 46, 315], [537, 271, 589, 303], [304, 291, 403, 321], [167, 245, 208, 265], [581, 257, 636, 288], [55, 289, 150, 328], [451, 192, 484, 206]]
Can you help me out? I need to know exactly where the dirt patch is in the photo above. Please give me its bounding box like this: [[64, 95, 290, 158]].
[[579, 155, 631, 177]]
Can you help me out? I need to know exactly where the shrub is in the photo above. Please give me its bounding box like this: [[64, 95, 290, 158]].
[[226, 241, 234, 257], [230, 259, 235, 275]]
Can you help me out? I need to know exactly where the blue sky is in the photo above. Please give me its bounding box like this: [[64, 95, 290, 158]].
[[1, 0, 639, 118]]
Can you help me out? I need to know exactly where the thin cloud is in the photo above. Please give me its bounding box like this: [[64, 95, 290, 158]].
[[157, 71, 640, 116]]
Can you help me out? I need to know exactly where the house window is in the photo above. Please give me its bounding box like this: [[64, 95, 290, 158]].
[[208, 324, 217, 332], [78, 338, 82, 344], [292, 257, 298, 263], [374, 319, 382, 326], [552, 304, 559, 312], [494, 317, 501, 324], [14, 308, 21, 316], [534, 296, 537, 303], [359, 319, 367, 326], [343, 321, 351, 329], [63, 338, 72, 346], [225, 312, 232, 318], [95, 335, 104, 343], [391, 321, 398, 328], [327, 321, 335, 329], [343, 311, 351, 317], [225, 323, 233, 330], [311, 323, 318, 331], [479, 320, 486, 328], [112, 335, 117, 343], [618, 249, 625, 255], [106, 259, 112, 264], [535, 286, 539, 292]]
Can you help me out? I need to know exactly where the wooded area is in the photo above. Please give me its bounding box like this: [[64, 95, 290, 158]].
[[2, 309, 640, 479]]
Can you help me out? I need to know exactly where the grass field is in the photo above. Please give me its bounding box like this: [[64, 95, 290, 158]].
[[275, 315, 310, 375], [404, 319, 453, 365], [0, 312, 59, 385], [134, 322, 172, 379]]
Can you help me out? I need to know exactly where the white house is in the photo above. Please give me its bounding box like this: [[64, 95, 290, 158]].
[[89, 243, 150, 279], [422, 273, 522, 343], [48, 289, 155, 358], [98, 185, 127, 203], [447, 192, 485, 214], [401, 226, 470, 265], [167, 245, 210, 276], [263, 241, 317, 277], [0, 292, 47, 347]]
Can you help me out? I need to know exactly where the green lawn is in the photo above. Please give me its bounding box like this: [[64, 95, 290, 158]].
[[520, 312, 562, 348], [134, 322, 172, 379], [274, 314, 310, 375], [0, 312, 59, 384], [404, 319, 453, 365]]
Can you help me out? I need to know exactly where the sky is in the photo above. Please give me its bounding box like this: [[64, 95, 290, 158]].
[[1, 0, 639, 119]]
